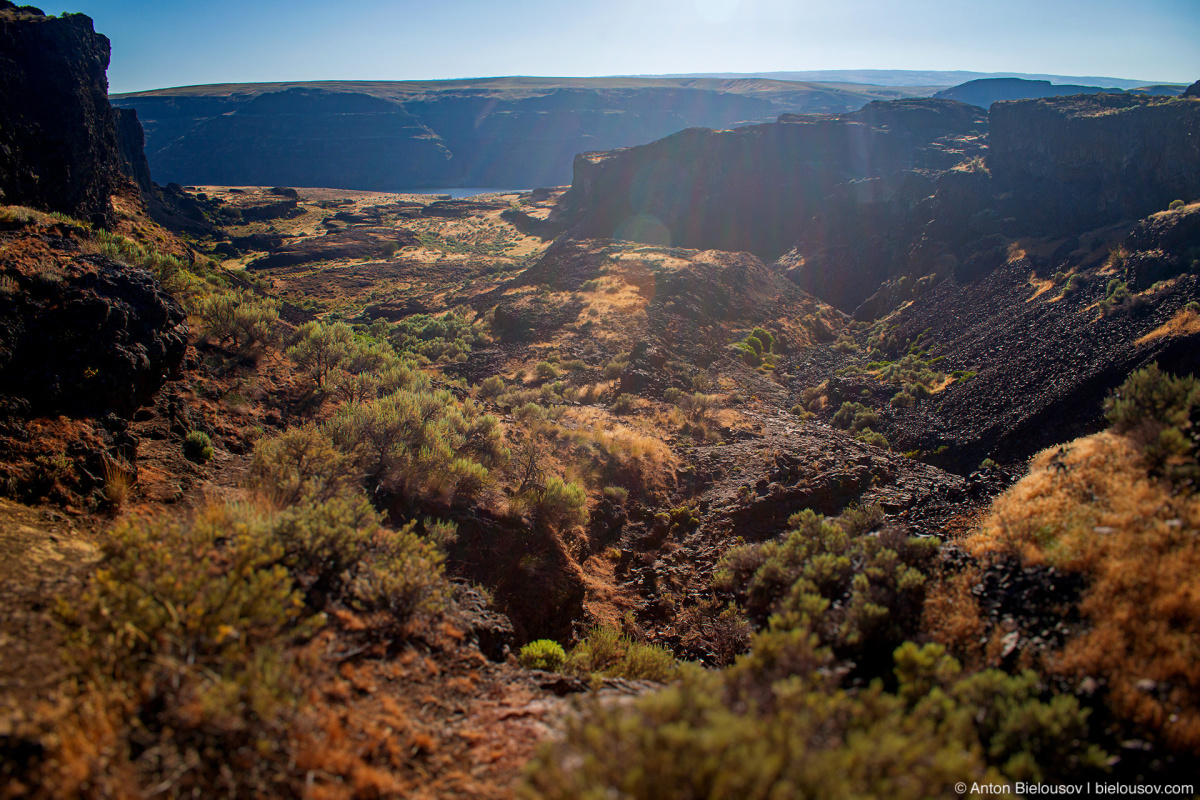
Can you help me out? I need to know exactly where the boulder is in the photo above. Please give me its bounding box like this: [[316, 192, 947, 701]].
[[0, 253, 188, 417]]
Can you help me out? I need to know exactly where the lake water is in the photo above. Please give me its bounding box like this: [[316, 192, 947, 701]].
[[400, 187, 530, 198]]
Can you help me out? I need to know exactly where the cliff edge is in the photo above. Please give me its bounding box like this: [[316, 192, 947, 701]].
[[0, 2, 123, 225]]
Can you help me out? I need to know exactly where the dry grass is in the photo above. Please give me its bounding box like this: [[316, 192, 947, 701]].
[[922, 561, 987, 667], [101, 459, 134, 510], [1026, 271, 1058, 302], [963, 431, 1200, 751], [1136, 306, 1200, 345]]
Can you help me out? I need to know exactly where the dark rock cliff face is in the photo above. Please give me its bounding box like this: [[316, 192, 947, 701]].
[[989, 94, 1200, 234], [112, 81, 908, 190], [0, 3, 121, 226], [140, 89, 453, 191], [114, 107, 153, 193], [0, 6, 189, 419], [551, 99, 988, 311], [555, 93, 1200, 315]]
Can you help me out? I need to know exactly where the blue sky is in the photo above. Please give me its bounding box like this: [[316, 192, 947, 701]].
[[39, 0, 1200, 93]]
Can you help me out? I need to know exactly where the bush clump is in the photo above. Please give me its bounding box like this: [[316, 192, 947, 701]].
[[520, 639, 567, 671], [831, 401, 880, 432], [565, 626, 678, 682], [325, 388, 506, 506], [249, 424, 356, 505], [183, 430, 214, 463], [1104, 362, 1199, 481], [522, 639, 1105, 798], [714, 506, 936, 676], [197, 289, 281, 355]]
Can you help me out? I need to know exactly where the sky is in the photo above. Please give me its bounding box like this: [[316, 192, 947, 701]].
[[37, 0, 1200, 94]]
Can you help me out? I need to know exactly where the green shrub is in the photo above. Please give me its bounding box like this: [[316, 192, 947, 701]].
[[520, 639, 567, 671], [288, 320, 354, 388], [855, 428, 889, 448], [750, 327, 775, 353], [183, 430, 214, 463], [602, 354, 630, 380], [891, 390, 915, 408], [535, 361, 559, 380], [1100, 279, 1132, 312], [566, 626, 678, 682], [479, 375, 506, 399], [388, 310, 489, 362], [831, 401, 879, 432], [611, 393, 635, 414], [1104, 362, 1200, 481], [679, 392, 717, 423], [663, 387, 683, 404], [529, 476, 588, 532], [1169, 199, 1186, 211], [324, 389, 506, 505], [602, 485, 630, 504], [197, 290, 281, 354], [249, 424, 356, 505], [714, 507, 937, 673], [1105, 362, 1199, 434], [57, 508, 307, 795], [522, 640, 1104, 798]]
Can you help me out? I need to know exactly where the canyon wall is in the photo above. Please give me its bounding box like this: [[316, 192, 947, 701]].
[[989, 93, 1200, 233], [554, 92, 1200, 314], [112, 79, 915, 190], [0, 2, 122, 225]]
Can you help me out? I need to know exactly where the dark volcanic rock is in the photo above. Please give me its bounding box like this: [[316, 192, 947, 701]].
[[551, 99, 988, 311], [0, 4, 122, 225], [113, 107, 153, 193], [876, 249, 1200, 471], [553, 99, 987, 267], [989, 94, 1200, 234], [1183, 80, 1200, 99], [248, 226, 417, 270], [558, 93, 1200, 316], [124, 88, 454, 191], [0, 254, 188, 417], [113, 82, 873, 190], [239, 197, 301, 221]]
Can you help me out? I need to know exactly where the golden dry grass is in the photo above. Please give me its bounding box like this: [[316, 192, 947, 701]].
[[1026, 272, 1058, 302], [963, 431, 1200, 751], [1136, 306, 1200, 345]]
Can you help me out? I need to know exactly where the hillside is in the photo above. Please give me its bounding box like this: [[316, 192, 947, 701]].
[[4, 2, 1200, 797]]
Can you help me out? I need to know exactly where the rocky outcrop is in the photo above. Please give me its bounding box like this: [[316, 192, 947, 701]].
[[988, 94, 1200, 234], [0, 232, 188, 418], [0, 3, 122, 225], [247, 226, 417, 270], [1183, 80, 1200, 99], [933, 77, 1123, 109]]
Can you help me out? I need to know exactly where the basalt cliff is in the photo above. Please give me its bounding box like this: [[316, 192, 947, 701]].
[[111, 78, 928, 190], [553, 93, 1200, 314]]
